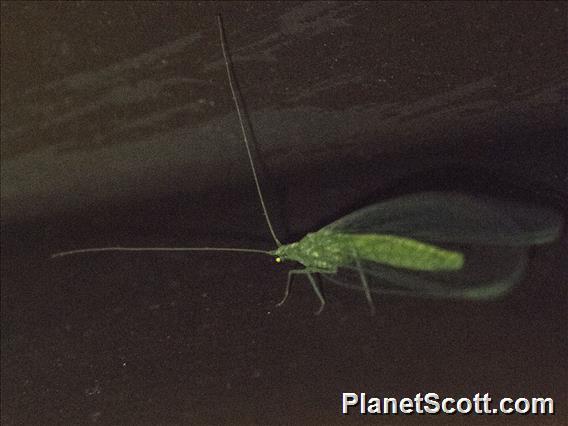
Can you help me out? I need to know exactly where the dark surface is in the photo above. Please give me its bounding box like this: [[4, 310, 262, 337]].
[[1, 2, 567, 425]]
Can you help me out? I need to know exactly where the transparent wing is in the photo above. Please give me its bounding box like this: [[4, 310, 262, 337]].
[[317, 192, 563, 300], [323, 192, 563, 247], [321, 244, 528, 300]]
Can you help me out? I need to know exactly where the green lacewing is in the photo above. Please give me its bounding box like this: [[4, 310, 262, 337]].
[[52, 16, 563, 314]]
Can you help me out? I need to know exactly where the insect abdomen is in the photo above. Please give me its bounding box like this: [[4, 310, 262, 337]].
[[343, 233, 464, 271]]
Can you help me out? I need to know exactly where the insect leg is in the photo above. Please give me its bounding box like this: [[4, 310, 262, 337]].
[[275, 269, 326, 314], [275, 269, 299, 307], [306, 272, 326, 315], [353, 251, 376, 315]]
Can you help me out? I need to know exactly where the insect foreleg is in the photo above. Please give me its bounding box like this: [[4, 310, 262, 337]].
[[275, 270, 297, 307], [275, 269, 327, 315]]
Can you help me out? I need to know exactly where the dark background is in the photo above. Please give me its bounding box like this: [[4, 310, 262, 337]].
[[1, 1, 566, 424]]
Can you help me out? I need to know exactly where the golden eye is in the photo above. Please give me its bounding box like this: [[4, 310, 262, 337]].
[[275, 257, 282, 263]]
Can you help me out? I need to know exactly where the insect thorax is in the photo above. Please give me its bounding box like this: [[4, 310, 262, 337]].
[[272, 230, 348, 271]]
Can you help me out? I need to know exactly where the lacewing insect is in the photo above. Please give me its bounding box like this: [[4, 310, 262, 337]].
[[52, 16, 563, 314]]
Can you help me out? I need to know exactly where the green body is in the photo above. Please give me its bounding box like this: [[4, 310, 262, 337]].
[[50, 19, 563, 313], [272, 230, 464, 272]]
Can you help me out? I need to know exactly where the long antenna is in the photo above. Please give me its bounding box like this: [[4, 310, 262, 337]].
[[51, 16, 282, 259], [52, 246, 270, 259], [217, 15, 282, 247]]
